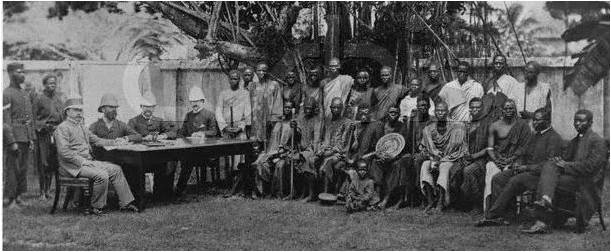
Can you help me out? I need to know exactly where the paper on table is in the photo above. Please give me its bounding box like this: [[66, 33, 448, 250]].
[[103, 146, 118, 151]]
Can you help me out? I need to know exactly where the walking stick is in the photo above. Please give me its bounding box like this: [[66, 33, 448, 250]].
[[290, 108, 295, 199]]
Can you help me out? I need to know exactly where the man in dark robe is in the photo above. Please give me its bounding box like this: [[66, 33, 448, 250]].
[[253, 101, 301, 198], [395, 94, 434, 208], [281, 68, 303, 113], [483, 100, 532, 211], [344, 69, 377, 119], [318, 97, 353, 194], [371, 106, 405, 209], [33, 74, 65, 200], [347, 103, 384, 201], [302, 65, 324, 107], [450, 97, 491, 211], [293, 97, 322, 201], [372, 66, 408, 120], [422, 63, 445, 104]]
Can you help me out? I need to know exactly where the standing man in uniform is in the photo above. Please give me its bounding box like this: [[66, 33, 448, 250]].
[[3, 62, 36, 209], [33, 74, 65, 200]]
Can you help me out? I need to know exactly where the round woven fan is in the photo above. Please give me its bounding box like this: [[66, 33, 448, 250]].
[[375, 133, 406, 159]]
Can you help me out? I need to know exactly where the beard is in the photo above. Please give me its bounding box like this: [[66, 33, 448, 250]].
[[11, 75, 25, 86], [143, 110, 153, 118], [534, 124, 547, 132], [105, 111, 117, 120]]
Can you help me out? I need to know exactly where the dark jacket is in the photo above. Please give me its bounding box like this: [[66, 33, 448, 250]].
[[562, 129, 608, 227], [128, 114, 177, 139], [89, 118, 142, 160], [89, 118, 142, 142], [179, 108, 220, 138], [3, 85, 35, 142], [34, 90, 64, 132]]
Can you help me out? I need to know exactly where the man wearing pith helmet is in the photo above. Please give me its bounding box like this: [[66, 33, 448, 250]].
[[89, 93, 142, 160], [175, 86, 220, 200], [128, 91, 178, 202]]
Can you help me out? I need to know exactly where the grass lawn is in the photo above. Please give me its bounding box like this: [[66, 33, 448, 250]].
[[3, 184, 609, 251]]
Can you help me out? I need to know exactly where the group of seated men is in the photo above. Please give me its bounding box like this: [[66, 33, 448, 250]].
[[3, 56, 606, 234], [230, 56, 607, 234]]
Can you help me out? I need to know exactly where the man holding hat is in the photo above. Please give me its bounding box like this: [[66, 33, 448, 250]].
[[89, 93, 142, 159], [54, 96, 139, 214], [128, 91, 178, 202], [175, 86, 220, 198], [3, 62, 36, 209]]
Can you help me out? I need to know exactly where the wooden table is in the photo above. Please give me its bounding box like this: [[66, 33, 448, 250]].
[[100, 138, 257, 211]]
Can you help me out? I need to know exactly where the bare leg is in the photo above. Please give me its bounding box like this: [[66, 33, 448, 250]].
[[423, 183, 435, 213], [434, 185, 445, 212]]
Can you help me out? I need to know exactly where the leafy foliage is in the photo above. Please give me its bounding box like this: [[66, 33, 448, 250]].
[[494, 3, 549, 57], [3, 2, 193, 61], [3, 1, 28, 20]]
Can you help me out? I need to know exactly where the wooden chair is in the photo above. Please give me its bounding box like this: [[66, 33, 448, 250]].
[[50, 170, 94, 214]]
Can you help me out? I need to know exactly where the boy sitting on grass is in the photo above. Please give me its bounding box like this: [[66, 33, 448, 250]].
[[346, 159, 377, 213]]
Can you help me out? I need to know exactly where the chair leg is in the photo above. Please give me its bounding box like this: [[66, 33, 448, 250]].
[[82, 182, 92, 214], [63, 187, 74, 210], [50, 185, 61, 214]]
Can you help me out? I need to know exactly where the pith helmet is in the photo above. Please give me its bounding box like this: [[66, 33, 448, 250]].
[[98, 93, 119, 112], [141, 91, 157, 106], [188, 86, 206, 102]]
